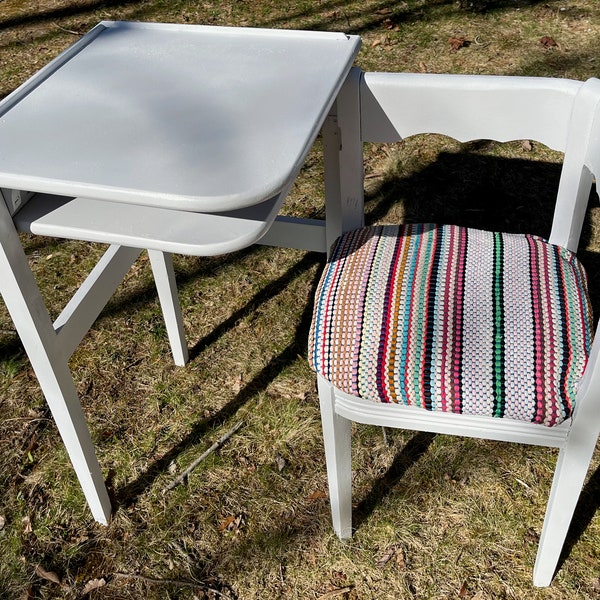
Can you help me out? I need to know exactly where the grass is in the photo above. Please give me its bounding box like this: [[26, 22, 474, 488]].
[[1, 0, 600, 598]]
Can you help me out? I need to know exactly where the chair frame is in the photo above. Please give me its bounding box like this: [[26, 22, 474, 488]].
[[317, 69, 600, 587]]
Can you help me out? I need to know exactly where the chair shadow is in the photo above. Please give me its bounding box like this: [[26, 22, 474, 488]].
[[557, 461, 600, 573], [352, 431, 436, 530]]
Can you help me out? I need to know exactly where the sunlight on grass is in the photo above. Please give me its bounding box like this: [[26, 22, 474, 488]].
[[1, 0, 600, 598]]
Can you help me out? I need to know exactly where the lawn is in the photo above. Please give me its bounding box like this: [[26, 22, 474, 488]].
[[1, 1, 600, 598]]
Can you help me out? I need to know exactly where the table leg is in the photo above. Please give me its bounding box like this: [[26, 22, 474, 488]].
[[0, 205, 111, 524], [323, 66, 364, 253], [148, 250, 189, 366]]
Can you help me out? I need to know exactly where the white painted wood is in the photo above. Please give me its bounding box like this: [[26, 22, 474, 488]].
[[0, 23, 361, 524], [54, 245, 142, 360], [0, 200, 111, 524], [550, 78, 600, 251], [148, 250, 189, 366], [14, 193, 283, 257], [0, 21, 360, 213], [360, 73, 581, 149], [323, 67, 364, 252], [318, 375, 353, 539], [258, 216, 326, 252], [332, 389, 570, 448], [314, 72, 600, 587], [533, 321, 600, 586]]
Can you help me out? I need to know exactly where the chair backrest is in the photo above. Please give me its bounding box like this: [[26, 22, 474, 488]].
[[357, 72, 600, 253]]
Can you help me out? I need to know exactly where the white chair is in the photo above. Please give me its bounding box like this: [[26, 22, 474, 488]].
[[309, 72, 600, 587]]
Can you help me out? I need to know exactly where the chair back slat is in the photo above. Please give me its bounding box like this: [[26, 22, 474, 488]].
[[550, 78, 600, 249], [360, 73, 581, 150]]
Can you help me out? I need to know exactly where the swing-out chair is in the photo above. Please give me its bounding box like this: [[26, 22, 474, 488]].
[[309, 71, 600, 586]]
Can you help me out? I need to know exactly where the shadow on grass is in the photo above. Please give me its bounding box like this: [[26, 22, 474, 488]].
[[353, 431, 437, 530], [365, 146, 564, 235], [256, 0, 553, 35], [115, 251, 322, 507], [557, 462, 600, 574], [0, 0, 145, 30]]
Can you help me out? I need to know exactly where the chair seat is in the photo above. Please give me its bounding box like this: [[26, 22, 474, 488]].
[[309, 224, 594, 427]]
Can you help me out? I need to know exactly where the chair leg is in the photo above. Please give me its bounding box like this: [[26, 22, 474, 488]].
[[148, 250, 189, 367], [317, 375, 353, 539], [533, 427, 598, 586]]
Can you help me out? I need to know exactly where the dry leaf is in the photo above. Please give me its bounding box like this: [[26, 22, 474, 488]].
[[0, 515, 5, 530], [376, 545, 397, 568], [449, 36, 470, 51], [522, 140, 533, 151], [34, 564, 61, 586], [371, 37, 384, 48], [218, 515, 236, 532], [396, 548, 406, 569], [218, 514, 244, 534], [82, 578, 106, 594], [275, 455, 286, 472], [540, 36, 558, 48], [307, 490, 328, 501], [22, 516, 32, 534], [458, 581, 469, 597], [376, 545, 406, 569], [375, 7, 392, 15]]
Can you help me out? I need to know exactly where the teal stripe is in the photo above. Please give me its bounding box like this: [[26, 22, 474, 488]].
[[492, 232, 505, 417]]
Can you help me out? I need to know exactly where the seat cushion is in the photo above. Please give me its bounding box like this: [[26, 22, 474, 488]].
[[309, 224, 594, 426]]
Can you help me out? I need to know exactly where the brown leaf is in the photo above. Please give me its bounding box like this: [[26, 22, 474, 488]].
[[82, 578, 106, 594], [34, 565, 61, 586], [218, 514, 244, 534], [522, 140, 533, 152], [307, 490, 328, 501], [449, 36, 470, 51], [218, 515, 236, 531], [540, 35, 558, 48], [22, 516, 32, 534], [396, 548, 406, 569], [375, 545, 397, 568], [459, 581, 469, 597], [376, 545, 406, 569]]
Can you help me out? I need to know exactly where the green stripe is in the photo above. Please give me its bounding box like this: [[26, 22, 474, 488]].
[[493, 232, 504, 417]]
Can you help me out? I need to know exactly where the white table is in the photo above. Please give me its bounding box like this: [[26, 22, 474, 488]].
[[0, 21, 361, 523]]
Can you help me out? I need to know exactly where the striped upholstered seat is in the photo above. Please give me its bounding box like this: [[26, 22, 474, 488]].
[[309, 223, 593, 427]]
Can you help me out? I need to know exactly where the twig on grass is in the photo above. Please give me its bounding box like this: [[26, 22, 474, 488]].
[[163, 421, 244, 492], [317, 587, 354, 599], [52, 23, 84, 36]]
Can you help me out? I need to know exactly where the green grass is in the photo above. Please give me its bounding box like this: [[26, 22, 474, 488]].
[[1, 0, 600, 598]]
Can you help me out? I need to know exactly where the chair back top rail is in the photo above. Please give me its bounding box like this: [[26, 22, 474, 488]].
[[360, 73, 581, 149]]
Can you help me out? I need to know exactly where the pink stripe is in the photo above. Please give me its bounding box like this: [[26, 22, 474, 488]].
[[439, 226, 458, 412], [528, 237, 545, 424], [452, 228, 468, 413]]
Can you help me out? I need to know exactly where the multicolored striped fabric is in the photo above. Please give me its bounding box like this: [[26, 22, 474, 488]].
[[309, 224, 593, 427]]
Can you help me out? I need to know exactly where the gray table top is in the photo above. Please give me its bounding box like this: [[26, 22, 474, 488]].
[[0, 21, 360, 212]]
